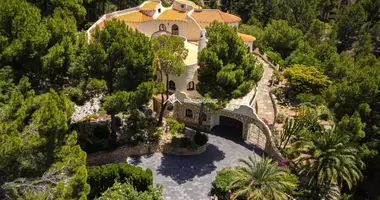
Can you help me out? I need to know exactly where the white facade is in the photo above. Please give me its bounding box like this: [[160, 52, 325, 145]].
[[87, 0, 256, 98]]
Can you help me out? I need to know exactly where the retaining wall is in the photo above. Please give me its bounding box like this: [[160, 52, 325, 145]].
[[87, 143, 207, 166]]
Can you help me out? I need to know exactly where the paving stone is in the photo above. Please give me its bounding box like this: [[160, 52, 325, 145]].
[[128, 130, 261, 200]]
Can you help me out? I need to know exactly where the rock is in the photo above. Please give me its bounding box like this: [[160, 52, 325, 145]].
[[71, 97, 101, 123]]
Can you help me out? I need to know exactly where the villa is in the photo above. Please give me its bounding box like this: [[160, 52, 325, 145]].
[[87, 0, 279, 158]]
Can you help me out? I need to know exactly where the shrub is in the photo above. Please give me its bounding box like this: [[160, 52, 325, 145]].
[[171, 136, 198, 149], [171, 136, 192, 148], [296, 93, 324, 105], [150, 128, 163, 142], [193, 133, 208, 146], [92, 124, 110, 139], [266, 51, 283, 66], [166, 118, 184, 134], [284, 64, 332, 94], [276, 114, 285, 124], [96, 182, 163, 200], [213, 168, 236, 198], [63, 87, 84, 105], [87, 163, 153, 199], [271, 88, 285, 104], [318, 106, 332, 121], [179, 137, 192, 148]]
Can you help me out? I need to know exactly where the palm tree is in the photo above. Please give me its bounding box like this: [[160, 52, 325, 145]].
[[296, 127, 364, 190], [229, 156, 298, 200]]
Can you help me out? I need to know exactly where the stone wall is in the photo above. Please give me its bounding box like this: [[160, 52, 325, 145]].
[[270, 91, 279, 127], [87, 143, 207, 166]]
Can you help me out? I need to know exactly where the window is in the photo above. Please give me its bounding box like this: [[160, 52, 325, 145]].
[[167, 104, 174, 111], [202, 114, 207, 121], [187, 81, 195, 90], [172, 24, 179, 35], [247, 46, 250, 53], [185, 109, 193, 118], [181, 4, 185, 8], [158, 8, 161, 13], [169, 80, 176, 90], [159, 24, 166, 31]]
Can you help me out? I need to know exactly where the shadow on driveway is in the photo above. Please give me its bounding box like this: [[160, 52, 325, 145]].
[[210, 125, 265, 156], [156, 143, 225, 184]]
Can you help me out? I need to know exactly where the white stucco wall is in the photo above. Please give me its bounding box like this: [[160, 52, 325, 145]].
[[245, 41, 253, 52], [210, 114, 220, 129], [162, 63, 200, 95], [139, 18, 201, 41], [172, 1, 188, 11], [228, 22, 239, 27]]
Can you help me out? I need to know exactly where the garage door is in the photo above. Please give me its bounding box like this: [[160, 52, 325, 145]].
[[220, 116, 243, 131]]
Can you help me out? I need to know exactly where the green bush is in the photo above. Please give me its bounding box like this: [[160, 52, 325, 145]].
[[166, 118, 184, 134], [63, 87, 84, 105], [214, 168, 236, 198], [266, 50, 283, 65], [271, 88, 285, 103], [150, 128, 163, 142], [87, 163, 153, 199], [284, 64, 331, 94], [318, 106, 332, 121], [171, 136, 192, 148], [96, 182, 163, 200], [193, 133, 208, 146], [296, 93, 324, 105], [93, 124, 110, 139], [276, 114, 285, 124]]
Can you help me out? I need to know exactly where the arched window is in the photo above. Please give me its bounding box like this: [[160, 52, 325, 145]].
[[172, 24, 179, 35], [159, 24, 166, 31], [167, 104, 174, 111], [169, 80, 176, 90], [187, 81, 195, 90], [185, 109, 193, 118]]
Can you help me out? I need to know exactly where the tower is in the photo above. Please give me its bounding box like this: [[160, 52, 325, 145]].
[[198, 29, 207, 52]]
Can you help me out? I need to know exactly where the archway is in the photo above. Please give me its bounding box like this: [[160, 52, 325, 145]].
[[169, 80, 176, 90], [172, 24, 179, 35], [211, 116, 243, 141]]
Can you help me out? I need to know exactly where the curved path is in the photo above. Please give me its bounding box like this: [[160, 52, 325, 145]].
[[127, 127, 261, 200], [254, 55, 275, 124]]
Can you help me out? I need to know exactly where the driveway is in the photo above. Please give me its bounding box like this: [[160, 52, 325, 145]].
[[127, 127, 262, 200]]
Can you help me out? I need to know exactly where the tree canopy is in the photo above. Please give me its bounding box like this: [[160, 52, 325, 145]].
[[197, 22, 263, 108], [87, 19, 155, 144]]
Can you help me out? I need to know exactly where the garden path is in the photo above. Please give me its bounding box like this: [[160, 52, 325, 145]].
[[254, 55, 275, 125]]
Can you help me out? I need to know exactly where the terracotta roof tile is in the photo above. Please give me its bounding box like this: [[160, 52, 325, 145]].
[[116, 11, 153, 22], [238, 33, 256, 42], [156, 9, 188, 21], [176, 0, 202, 9], [140, 1, 160, 11], [191, 10, 241, 26]]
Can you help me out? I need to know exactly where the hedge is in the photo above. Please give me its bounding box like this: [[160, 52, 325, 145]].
[[193, 133, 208, 146], [87, 163, 153, 199]]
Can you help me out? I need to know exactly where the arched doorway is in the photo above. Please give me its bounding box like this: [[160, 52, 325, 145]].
[[172, 24, 179, 35], [211, 116, 243, 141], [168, 80, 176, 90]]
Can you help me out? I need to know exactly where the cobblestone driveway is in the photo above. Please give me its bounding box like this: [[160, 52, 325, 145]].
[[127, 126, 262, 200]]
